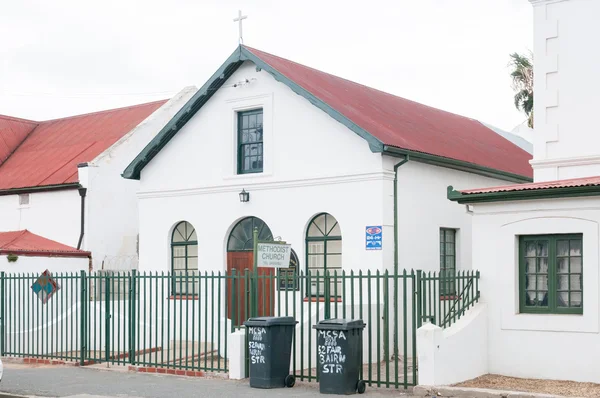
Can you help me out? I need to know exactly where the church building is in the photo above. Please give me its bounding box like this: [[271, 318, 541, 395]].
[[123, 45, 532, 292]]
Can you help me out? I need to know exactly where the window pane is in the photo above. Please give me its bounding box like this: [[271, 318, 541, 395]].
[[525, 291, 536, 306], [571, 292, 582, 307], [188, 245, 198, 257], [308, 241, 324, 254], [173, 246, 185, 257], [445, 242, 455, 255], [308, 254, 324, 270], [326, 254, 342, 269], [537, 258, 548, 273], [308, 215, 326, 237], [536, 275, 548, 291], [536, 241, 548, 257], [188, 257, 198, 271], [525, 258, 536, 274], [173, 257, 186, 271], [537, 292, 548, 306], [557, 257, 568, 273], [557, 292, 569, 307], [525, 242, 536, 257], [570, 239, 582, 256], [557, 240, 569, 257], [570, 274, 582, 290], [329, 222, 341, 237], [557, 275, 569, 290], [525, 274, 535, 290], [327, 240, 342, 254], [570, 257, 582, 273], [445, 230, 455, 242], [445, 256, 455, 270]]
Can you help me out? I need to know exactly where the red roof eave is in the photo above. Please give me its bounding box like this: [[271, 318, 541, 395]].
[[0, 249, 91, 258]]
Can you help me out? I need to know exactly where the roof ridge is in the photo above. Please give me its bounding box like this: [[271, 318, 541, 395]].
[[1, 230, 27, 249], [243, 45, 479, 123], [0, 114, 39, 124], [38, 99, 168, 124]]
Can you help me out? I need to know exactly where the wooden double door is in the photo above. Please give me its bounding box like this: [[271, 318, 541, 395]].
[[227, 251, 275, 326]]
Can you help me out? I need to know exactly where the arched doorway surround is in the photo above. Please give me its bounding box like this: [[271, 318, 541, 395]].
[[226, 216, 275, 325]]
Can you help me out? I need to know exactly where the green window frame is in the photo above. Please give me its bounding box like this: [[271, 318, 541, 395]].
[[440, 228, 456, 296], [519, 234, 583, 314], [306, 213, 342, 297], [171, 221, 198, 295], [237, 109, 263, 174]]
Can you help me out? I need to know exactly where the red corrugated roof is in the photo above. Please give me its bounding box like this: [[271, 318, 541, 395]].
[[0, 230, 91, 257], [244, 46, 533, 179], [0, 115, 38, 166], [0, 100, 167, 190], [460, 176, 600, 195]]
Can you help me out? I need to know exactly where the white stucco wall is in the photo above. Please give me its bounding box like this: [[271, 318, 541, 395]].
[[0, 255, 88, 274], [138, 61, 388, 274], [417, 303, 488, 386], [471, 196, 600, 383], [531, 0, 600, 181], [80, 87, 196, 272], [0, 189, 81, 248], [395, 161, 516, 273]]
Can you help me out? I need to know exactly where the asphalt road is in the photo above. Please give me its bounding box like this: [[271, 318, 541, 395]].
[[0, 364, 418, 398]]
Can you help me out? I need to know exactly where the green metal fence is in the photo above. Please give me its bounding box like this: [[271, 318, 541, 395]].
[[0, 268, 480, 389], [418, 270, 481, 328]]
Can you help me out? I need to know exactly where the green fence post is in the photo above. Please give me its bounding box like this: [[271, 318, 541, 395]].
[[104, 273, 110, 363], [79, 270, 87, 366], [0, 272, 5, 357], [416, 270, 422, 329], [129, 270, 137, 364]]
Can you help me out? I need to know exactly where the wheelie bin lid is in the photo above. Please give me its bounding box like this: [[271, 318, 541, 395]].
[[313, 318, 366, 331], [244, 316, 297, 327]]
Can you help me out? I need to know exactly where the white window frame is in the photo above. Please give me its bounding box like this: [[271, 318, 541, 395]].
[[223, 93, 274, 180]]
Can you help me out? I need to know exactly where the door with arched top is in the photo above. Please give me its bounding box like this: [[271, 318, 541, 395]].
[[226, 217, 275, 325]]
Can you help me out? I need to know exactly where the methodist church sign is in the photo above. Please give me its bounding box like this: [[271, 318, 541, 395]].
[[256, 242, 292, 268]]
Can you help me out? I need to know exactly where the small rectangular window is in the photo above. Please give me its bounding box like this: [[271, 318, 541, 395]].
[[440, 228, 456, 296], [18, 194, 30, 206], [237, 109, 263, 174], [520, 234, 583, 314]]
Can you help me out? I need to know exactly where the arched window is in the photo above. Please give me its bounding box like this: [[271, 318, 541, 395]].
[[171, 221, 198, 295], [306, 213, 342, 297], [227, 217, 273, 252]]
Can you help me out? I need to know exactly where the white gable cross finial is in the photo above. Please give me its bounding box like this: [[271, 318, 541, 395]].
[[233, 10, 248, 44]]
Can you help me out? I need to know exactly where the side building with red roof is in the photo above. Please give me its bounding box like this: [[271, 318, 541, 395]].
[[0, 87, 196, 272], [121, 45, 532, 291], [442, 0, 600, 386]]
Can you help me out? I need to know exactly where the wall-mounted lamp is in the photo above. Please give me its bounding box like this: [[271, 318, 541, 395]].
[[239, 189, 250, 203]]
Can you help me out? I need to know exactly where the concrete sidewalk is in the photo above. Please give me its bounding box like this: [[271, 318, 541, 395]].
[[0, 364, 418, 398]]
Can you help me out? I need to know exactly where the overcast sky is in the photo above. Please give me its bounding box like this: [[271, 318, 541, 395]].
[[0, 0, 532, 131]]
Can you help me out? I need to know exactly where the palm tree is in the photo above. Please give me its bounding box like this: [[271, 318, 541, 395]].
[[509, 52, 534, 128]]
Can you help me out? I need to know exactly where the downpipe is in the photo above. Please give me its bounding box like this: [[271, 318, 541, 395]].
[[77, 187, 87, 250]]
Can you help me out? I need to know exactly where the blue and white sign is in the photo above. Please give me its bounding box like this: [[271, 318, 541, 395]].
[[365, 226, 382, 250]]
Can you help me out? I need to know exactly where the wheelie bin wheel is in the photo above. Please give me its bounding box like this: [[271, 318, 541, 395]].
[[357, 380, 366, 394], [285, 375, 296, 388]]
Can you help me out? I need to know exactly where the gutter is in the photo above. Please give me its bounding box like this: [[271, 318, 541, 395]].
[[77, 187, 87, 250], [447, 184, 600, 204], [392, 155, 409, 360], [383, 146, 532, 184], [0, 183, 80, 197]]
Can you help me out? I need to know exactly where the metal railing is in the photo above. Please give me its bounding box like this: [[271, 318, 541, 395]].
[[417, 270, 480, 328], [0, 269, 481, 389]]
